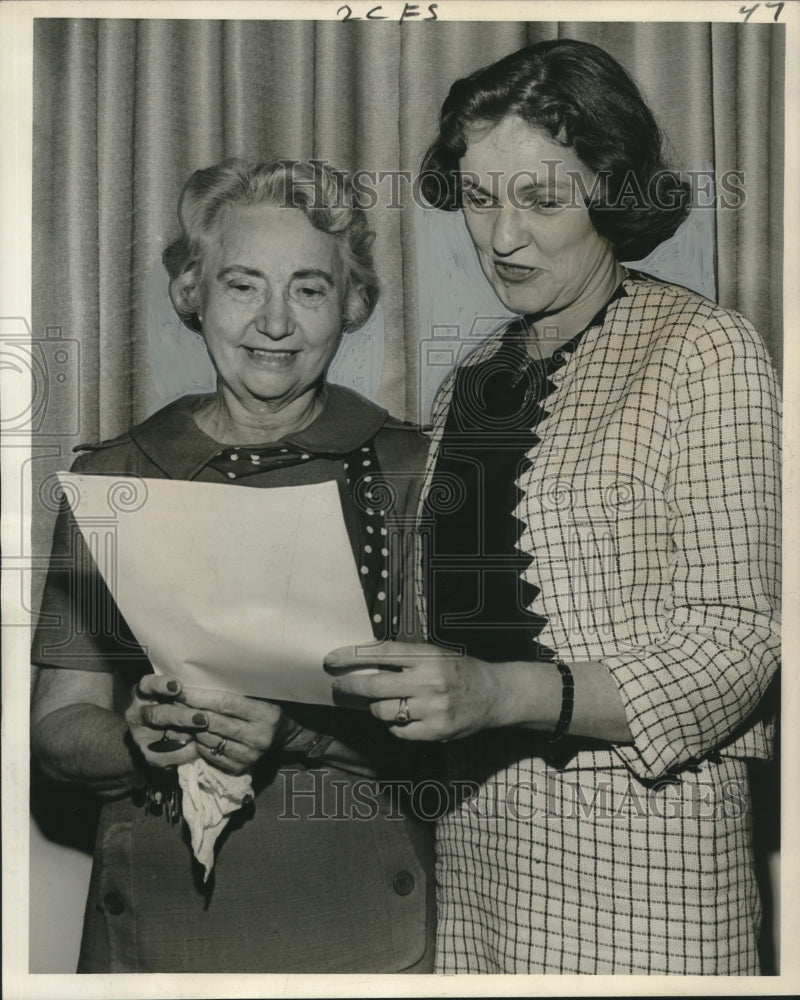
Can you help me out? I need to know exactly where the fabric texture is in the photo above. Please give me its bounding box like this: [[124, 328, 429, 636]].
[[435, 751, 759, 974], [32, 385, 436, 973], [418, 272, 781, 973]]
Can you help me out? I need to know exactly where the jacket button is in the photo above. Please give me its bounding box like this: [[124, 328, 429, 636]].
[[392, 870, 415, 896], [104, 892, 125, 915]]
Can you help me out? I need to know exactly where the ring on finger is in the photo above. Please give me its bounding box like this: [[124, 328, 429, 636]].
[[394, 697, 412, 725], [210, 737, 228, 756]]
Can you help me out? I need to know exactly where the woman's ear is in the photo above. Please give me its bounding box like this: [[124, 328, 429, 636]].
[[169, 269, 203, 331]]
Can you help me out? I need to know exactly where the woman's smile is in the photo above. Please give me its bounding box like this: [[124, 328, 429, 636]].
[[242, 346, 300, 365]]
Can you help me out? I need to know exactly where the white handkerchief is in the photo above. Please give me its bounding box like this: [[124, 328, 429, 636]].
[[177, 761, 253, 880]]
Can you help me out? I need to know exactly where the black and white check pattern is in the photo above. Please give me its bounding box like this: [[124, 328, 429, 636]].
[[418, 272, 781, 973], [435, 750, 760, 973]]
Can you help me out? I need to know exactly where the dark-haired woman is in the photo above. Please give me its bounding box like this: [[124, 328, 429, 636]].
[[329, 40, 780, 974]]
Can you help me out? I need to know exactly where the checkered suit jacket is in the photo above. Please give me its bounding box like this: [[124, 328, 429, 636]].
[[420, 270, 780, 779]]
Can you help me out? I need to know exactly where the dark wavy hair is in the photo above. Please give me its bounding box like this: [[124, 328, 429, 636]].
[[420, 39, 691, 261], [163, 159, 379, 333]]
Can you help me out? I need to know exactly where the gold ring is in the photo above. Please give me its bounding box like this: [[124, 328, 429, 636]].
[[210, 737, 227, 756], [394, 697, 412, 725]]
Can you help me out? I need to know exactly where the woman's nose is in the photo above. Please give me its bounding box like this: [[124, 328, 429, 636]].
[[255, 293, 292, 338], [492, 205, 533, 256]]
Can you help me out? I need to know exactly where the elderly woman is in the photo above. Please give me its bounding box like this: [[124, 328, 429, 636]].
[[329, 40, 780, 974], [30, 159, 434, 973]]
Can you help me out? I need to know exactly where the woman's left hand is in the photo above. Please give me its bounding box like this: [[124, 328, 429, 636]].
[[325, 642, 507, 741], [171, 685, 285, 775]]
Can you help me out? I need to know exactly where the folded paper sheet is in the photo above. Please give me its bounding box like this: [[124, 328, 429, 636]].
[[57, 473, 376, 704]]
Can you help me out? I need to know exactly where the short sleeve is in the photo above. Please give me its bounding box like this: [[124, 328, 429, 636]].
[[31, 453, 151, 677]]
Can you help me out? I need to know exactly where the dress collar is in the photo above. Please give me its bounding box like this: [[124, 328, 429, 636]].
[[129, 384, 389, 479]]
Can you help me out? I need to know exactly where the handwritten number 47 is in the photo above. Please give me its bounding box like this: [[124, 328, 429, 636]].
[[740, 2, 784, 21]]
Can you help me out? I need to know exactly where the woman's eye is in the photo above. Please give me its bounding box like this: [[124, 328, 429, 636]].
[[463, 190, 496, 210], [291, 284, 328, 305], [525, 197, 563, 212], [227, 281, 256, 295]]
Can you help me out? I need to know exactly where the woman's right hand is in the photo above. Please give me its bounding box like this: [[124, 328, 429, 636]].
[[124, 674, 209, 769]]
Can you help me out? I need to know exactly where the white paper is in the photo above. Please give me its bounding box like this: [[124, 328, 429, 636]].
[[57, 473, 375, 705]]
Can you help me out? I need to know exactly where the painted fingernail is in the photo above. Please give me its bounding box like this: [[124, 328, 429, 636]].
[[192, 713, 208, 727], [166, 680, 179, 693]]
